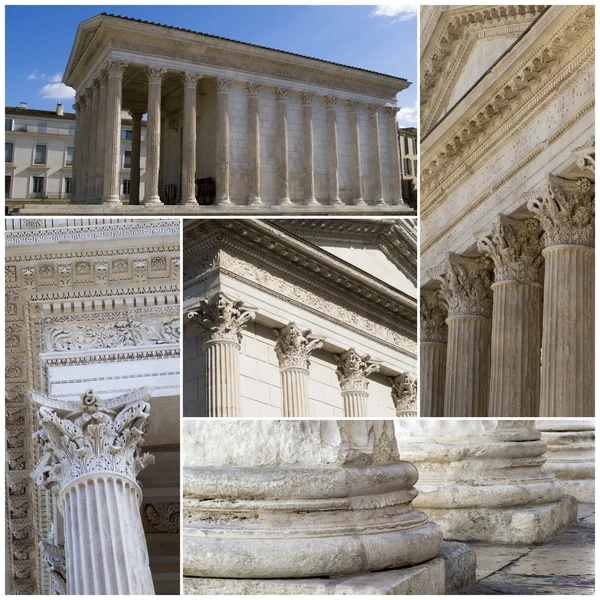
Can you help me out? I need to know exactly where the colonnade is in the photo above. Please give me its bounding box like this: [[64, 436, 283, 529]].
[[188, 293, 416, 417], [421, 166, 595, 418], [71, 60, 406, 206]]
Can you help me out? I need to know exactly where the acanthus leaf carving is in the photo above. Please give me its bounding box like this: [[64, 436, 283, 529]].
[[391, 373, 417, 417], [273, 322, 324, 370], [335, 348, 381, 392], [420, 289, 448, 343]]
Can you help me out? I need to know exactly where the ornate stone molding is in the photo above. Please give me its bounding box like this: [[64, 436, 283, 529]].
[[432, 253, 493, 318], [476, 215, 544, 284], [420, 289, 448, 343], [188, 293, 255, 343], [525, 175, 595, 248], [335, 349, 381, 392], [573, 138, 595, 174], [391, 373, 417, 417], [145, 502, 180, 533], [273, 323, 325, 370], [30, 389, 155, 492], [39, 540, 66, 595]]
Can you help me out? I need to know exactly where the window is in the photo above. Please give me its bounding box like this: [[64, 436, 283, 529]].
[[32, 175, 44, 194], [5, 175, 11, 198], [122, 179, 131, 196], [413, 159, 418, 175], [65, 177, 72, 195], [66, 146, 74, 166], [122, 128, 133, 141], [34, 144, 47, 165], [404, 158, 412, 176], [5, 118, 14, 131], [68, 124, 76, 136], [38, 122, 47, 134], [404, 137, 410, 155], [5, 142, 14, 163], [123, 150, 131, 169]]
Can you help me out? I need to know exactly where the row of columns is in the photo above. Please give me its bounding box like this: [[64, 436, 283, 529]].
[[188, 294, 416, 417], [421, 168, 595, 418], [73, 60, 406, 206]]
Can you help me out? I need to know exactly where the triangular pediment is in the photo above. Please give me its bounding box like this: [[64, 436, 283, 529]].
[[420, 5, 544, 136]]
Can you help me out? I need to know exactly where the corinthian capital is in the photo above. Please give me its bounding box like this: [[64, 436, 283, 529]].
[[105, 60, 128, 77], [391, 373, 417, 417], [324, 95, 338, 108], [216, 76, 233, 92], [147, 66, 167, 84], [526, 174, 594, 248], [188, 293, 255, 343], [274, 86, 291, 100], [476, 215, 543, 284], [385, 105, 401, 119], [246, 81, 263, 96], [182, 71, 203, 87], [273, 323, 324, 370], [30, 388, 154, 491], [420, 289, 448, 343], [431, 253, 493, 318], [335, 349, 381, 392]]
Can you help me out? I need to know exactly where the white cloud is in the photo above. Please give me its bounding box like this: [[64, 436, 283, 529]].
[[40, 83, 76, 100], [371, 5, 418, 22], [397, 103, 417, 127], [26, 71, 37, 80], [48, 72, 63, 83], [40, 74, 46, 80]]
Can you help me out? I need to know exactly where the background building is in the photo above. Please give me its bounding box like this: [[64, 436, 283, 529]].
[[398, 126, 417, 208], [5, 104, 146, 210]]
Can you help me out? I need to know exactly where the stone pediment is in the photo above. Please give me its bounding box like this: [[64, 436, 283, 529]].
[[420, 5, 545, 135]]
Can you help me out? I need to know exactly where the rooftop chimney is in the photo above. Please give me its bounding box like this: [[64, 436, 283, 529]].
[[19, 101, 27, 109], [56, 102, 64, 116]]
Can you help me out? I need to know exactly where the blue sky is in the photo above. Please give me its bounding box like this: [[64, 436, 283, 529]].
[[5, 5, 417, 126]]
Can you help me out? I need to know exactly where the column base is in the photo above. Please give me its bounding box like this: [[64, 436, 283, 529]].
[[279, 197, 293, 206], [305, 198, 319, 206], [183, 542, 475, 595], [102, 196, 122, 205], [330, 198, 344, 206], [143, 196, 163, 206], [181, 197, 198, 206], [354, 198, 367, 206], [215, 197, 232, 206], [248, 197, 263, 206], [423, 496, 578, 545]]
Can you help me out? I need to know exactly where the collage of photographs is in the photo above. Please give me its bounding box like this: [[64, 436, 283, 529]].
[[2, 3, 595, 597]]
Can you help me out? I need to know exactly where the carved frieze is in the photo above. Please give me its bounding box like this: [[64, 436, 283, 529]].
[[335, 349, 381, 392], [273, 323, 324, 370], [145, 502, 180, 533], [420, 289, 448, 343]]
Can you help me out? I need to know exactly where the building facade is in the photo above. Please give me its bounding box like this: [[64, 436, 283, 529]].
[[5, 219, 181, 595], [5, 104, 147, 210], [398, 126, 417, 208], [17, 13, 414, 215], [183, 219, 417, 418], [419, 5, 595, 418]]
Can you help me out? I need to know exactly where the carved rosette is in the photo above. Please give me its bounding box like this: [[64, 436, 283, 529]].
[[420, 289, 448, 343], [391, 373, 417, 417], [526, 175, 595, 248], [30, 390, 155, 493], [476, 215, 544, 284], [145, 502, 180, 533], [188, 293, 255, 344], [274, 323, 324, 370], [433, 253, 493, 319], [335, 349, 381, 392]]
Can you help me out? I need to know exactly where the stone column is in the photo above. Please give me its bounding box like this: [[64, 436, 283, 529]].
[[420, 290, 448, 417], [335, 348, 381, 417], [188, 294, 255, 417], [183, 420, 472, 595], [275, 87, 292, 205], [325, 96, 343, 205], [96, 70, 108, 200], [536, 419, 595, 503], [367, 104, 385, 205], [181, 72, 202, 205], [396, 420, 578, 545], [88, 80, 100, 201], [246, 82, 263, 206], [476, 215, 544, 417], [70, 100, 82, 202], [273, 323, 324, 417], [102, 60, 128, 205], [302, 92, 318, 206], [347, 100, 365, 206], [30, 389, 155, 595], [129, 110, 143, 205], [433, 253, 493, 417], [386, 106, 405, 205], [215, 77, 233, 205], [527, 175, 595, 417], [143, 66, 166, 205], [79, 90, 91, 202], [391, 373, 417, 417]]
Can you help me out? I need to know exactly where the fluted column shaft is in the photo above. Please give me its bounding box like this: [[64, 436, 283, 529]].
[[246, 83, 262, 205], [181, 73, 201, 205], [347, 101, 364, 205], [540, 245, 594, 416], [215, 77, 232, 205], [79, 94, 90, 202], [143, 67, 165, 205], [96, 73, 108, 200], [204, 339, 242, 417], [368, 105, 384, 205], [62, 474, 154, 594], [342, 391, 367, 417], [489, 281, 542, 416], [129, 111, 143, 205], [420, 343, 446, 417], [102, 61, 127, 204], [280, 367, 310, 416], [386, 106, 404, 205], [275, 88, 291, 205], [302, 93, 317, 205], [88, 83, 100, 201], [325, 96, 342, 205]]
